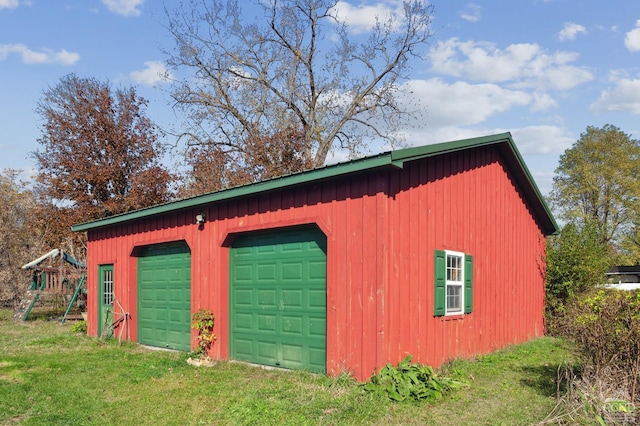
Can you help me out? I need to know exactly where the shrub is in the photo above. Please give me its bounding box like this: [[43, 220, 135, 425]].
[[70, 320, 87, 334], [545, 222, 611, 326], [564, 290, 640, 377], [362, 355, 466, 402], [555, 289, 640, 423]]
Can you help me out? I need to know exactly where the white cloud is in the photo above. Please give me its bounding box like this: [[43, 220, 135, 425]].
[[590, 75, 640, 114], [510, 125, 573, 154], [390, 77, 571, 159], [531, 92, 558, 112], [101, 0, 144, 17], [0, 0, 19, 10], [0, 44, 79, 65], [400, 126, 489, 146], [0, 0, 29, 10], [428, 38, 593, 91], [459, 3, 481, 23], [625, 19, 640, 52], [53, 49, 80, 65], [558, 22, 587, 41], [324, 149, 351, 165], [398, 124, 572, 158], [130, 61, 171, 86], [530, 171, 556, 196], [331, 0, 406, 33], [400, 78, 531, 128]]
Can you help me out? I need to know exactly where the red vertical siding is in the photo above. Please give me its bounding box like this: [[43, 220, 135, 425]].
[[382, 147, 545, 369], [85, 144, 547, 381]]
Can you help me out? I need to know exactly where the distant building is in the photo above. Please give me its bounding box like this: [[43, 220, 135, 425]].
[[605, 266, 640, 291]]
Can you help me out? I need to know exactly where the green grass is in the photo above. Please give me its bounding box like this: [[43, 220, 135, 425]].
[[0, 309, 575, 425]]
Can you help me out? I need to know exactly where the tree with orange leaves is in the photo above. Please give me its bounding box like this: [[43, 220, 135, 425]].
[[179, 127, 313, 197], [32, 74, 173, 253]]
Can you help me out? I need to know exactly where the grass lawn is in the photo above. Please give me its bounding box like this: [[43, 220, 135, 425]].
[[0, 309, 574, 425]]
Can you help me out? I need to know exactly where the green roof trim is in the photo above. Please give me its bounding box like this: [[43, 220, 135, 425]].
[[71, 133, 558, 235]]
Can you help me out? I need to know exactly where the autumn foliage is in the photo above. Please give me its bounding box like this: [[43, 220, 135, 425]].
[[181, 127, 313, 197], [32, 74, 173, 251]]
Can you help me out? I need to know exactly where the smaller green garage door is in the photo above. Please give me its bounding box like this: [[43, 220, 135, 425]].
[[230, 227, 327, 373], [138, 241, 191, 351]]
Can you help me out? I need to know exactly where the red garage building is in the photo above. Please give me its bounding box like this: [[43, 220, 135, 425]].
[[72, 133, 557, 381]]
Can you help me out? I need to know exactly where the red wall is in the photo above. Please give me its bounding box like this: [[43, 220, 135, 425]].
[[85, 145, 546, 380]]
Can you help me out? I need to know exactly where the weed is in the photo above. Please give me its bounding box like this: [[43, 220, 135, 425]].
[[69, 320, 87, 334], [362, 355, 467, 402], [190, 308, 216, 358]]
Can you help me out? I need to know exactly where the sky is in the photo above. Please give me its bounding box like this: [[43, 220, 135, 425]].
[[1, 0, 640, 196]]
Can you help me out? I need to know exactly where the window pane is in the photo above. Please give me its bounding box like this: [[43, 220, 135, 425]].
[[446, 254, 463, 282], [447, 285, 462, 312], [444, 251, 465, 315], [103, 269, 113, 306]]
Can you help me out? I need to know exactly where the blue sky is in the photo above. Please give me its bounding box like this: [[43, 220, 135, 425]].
[[2, 0, 640, 195]]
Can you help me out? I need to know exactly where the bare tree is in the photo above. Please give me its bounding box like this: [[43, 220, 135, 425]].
[[0, 170, 45, 307], [165, 0, 433, 182]]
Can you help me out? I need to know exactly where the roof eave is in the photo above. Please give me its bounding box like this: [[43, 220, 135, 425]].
[[496, 136, 559, 236], [71, 153, 397, 232], [72, 132, 558, 236]]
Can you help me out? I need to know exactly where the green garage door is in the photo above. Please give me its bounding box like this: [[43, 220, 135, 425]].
[[230, 227, 327, 373], [138, 241, 191, 351]]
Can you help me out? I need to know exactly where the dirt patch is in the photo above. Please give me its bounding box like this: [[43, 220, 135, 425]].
[[187, 357, 217, 367]]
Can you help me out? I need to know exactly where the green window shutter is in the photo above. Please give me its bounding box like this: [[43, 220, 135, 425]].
[[434, 250, 446, 316], [464, 254, 473, 314]]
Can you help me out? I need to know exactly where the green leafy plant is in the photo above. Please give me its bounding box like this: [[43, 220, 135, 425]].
[[544, 221, 611, 320], [69, 320, 87, 334], [191, 308, 216, 358], [362, 355, 466, 402]]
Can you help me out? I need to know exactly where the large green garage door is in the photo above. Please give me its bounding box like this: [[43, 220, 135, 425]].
[[230, 227, 327, 373], [138, 241, 191, 351]]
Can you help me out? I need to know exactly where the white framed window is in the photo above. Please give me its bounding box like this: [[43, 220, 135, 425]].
[[434, 250, 473, 316], [445, 251, 464, 314]]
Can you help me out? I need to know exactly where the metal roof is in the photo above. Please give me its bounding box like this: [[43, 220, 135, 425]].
[[71, 133, 558, 235]]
